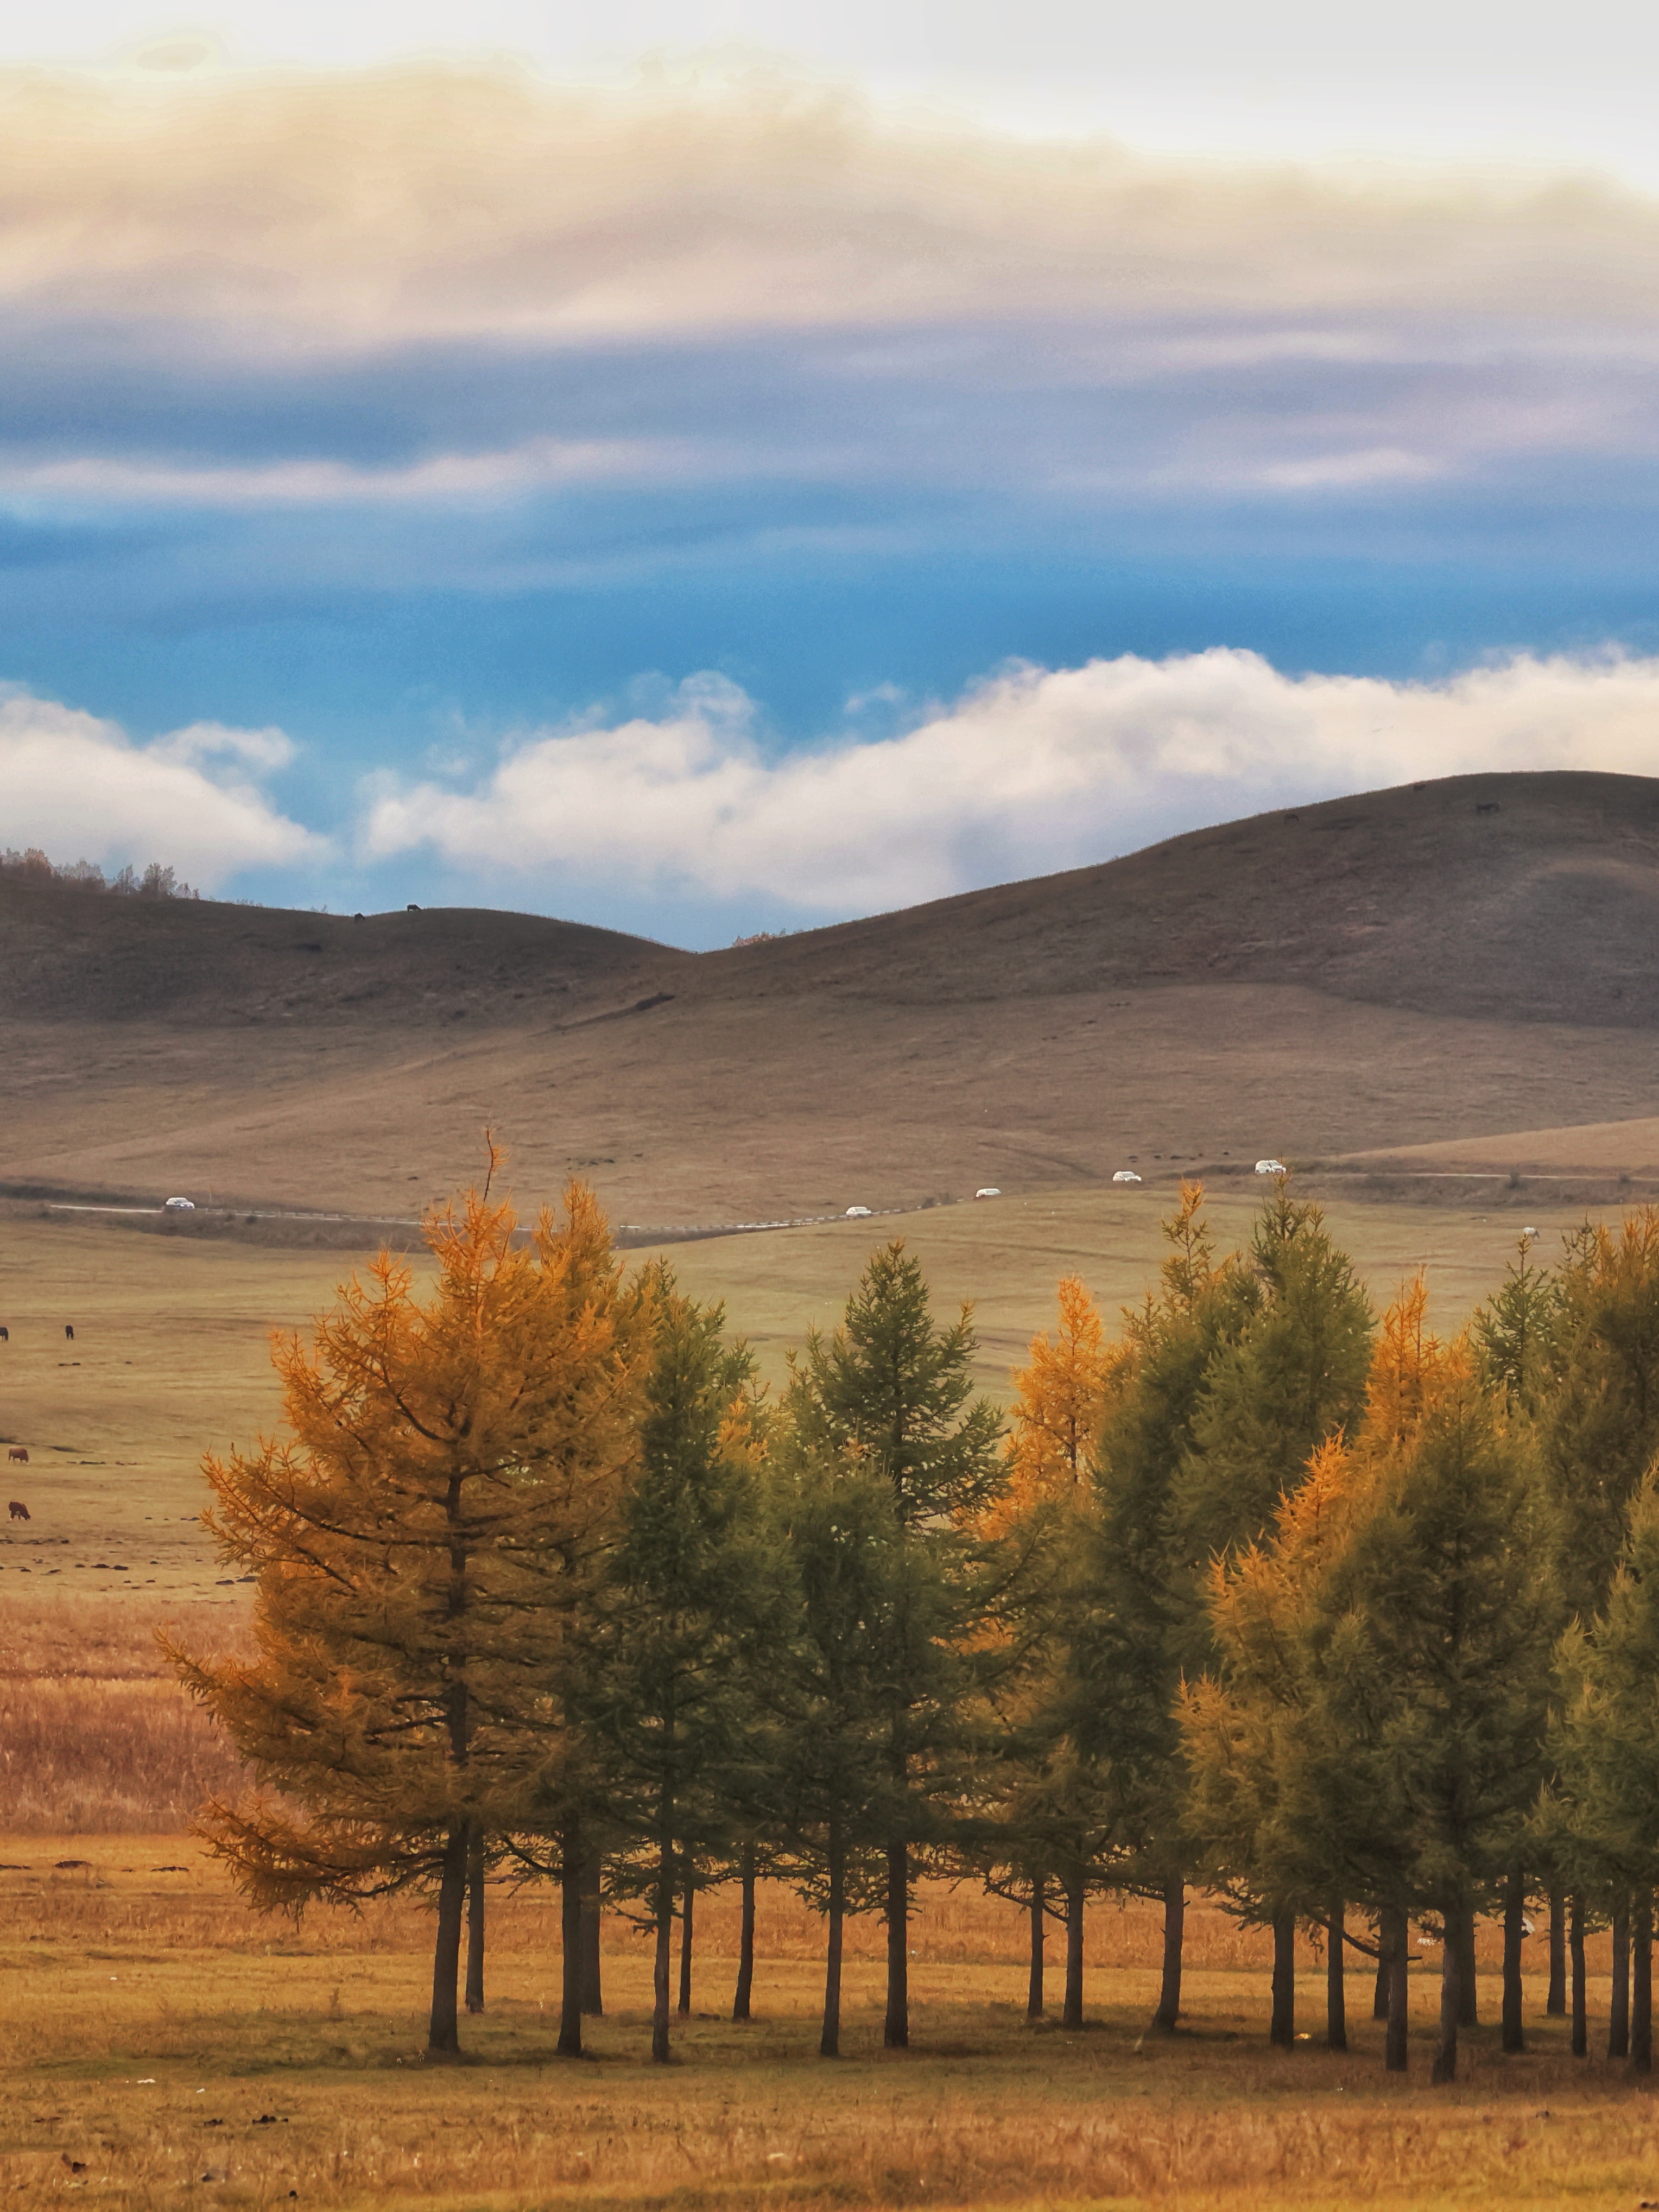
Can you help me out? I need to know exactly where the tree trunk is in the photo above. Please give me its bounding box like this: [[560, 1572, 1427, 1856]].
[[1062, 1871, 1085, 2030], [1632, 1892, 1653, 2076], [1384, 1904, 1409, 2074], [651, 1831, 674, 2064], [1150, 1878, 1184, 2034], [677, 1860, 694, 2017], [464, 1824, 485, 2015], [1453, 1900, 1479, 2027], [580, 1853, 604, 2017], [1432, 1907, 1461, 2084], [821, 1822, 845, 2058], [428, 1822, 468, 2056], [558, 1827, 584, 2058], [883, 1839, 908, 2049], [732, 1843, 756, 2023], [1027, 1873, 1046, 2021], [1373, 1914, 1390, 2021], [1326, 1896, 1347, 2052], [1547, 1887, 1567, 2017], [1611, 1903, 1631, 2061], [1270, 1913, 1295, 2048], [1571, 1894, 1587, 2057], [1502, 1869, 1525, 2053]]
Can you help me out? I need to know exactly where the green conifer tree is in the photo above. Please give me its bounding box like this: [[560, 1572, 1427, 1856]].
[[1331, 1355, 1556, 2082], [786, 1240, 1006, 2048], [587, 1274, 775, 2063], [1554, 1469, 1659, 2073], [764, 1457, 908, 2055], [1084, 1182, 1254, 2034]]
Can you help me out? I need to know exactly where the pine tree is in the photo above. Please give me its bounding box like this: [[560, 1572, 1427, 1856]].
[[587, 1275, 775, 2063], [1474, 1229, 1562, 1417], [171, 1170, 650, 2056], [1329, 1343, 1557, 2082], [1169, 1182, 1373, 1663], [1554, 1471, 1659, 2073], [1541, 1208, 1659, 1626], [1084, 1183, 1255, 2033], [787, 1240, 1006, 2048], [765, 1456, 908, 2055]]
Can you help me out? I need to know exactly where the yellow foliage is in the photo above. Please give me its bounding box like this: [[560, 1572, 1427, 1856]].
[[999, 1275, 1118, 1520], [172, 1169, 655, 1910]]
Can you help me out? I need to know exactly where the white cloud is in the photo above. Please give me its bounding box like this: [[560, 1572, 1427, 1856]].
[[0, 688, 323, 884], [0, 438, 678, 508], [362, 649, 1659, 917]]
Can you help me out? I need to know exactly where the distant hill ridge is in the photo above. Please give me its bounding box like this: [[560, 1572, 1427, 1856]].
[[4, 770, 1657, 1032]]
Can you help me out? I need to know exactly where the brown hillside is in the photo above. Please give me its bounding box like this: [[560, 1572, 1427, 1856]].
[[691, 769, 1659, 1027], [3, 769, 1656, 1223]]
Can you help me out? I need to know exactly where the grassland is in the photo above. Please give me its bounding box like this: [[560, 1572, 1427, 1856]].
[[3, 1846, 1657, 2211], [8, 1190, 1659, 2205], [0, 1182, 1606, 1596]]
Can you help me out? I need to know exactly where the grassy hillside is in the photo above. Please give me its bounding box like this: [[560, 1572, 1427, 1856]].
[[3, 769, 1657, 1224]]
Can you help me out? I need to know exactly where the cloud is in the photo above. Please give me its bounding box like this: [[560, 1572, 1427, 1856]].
[[362, 649, 1659, 920], [0, 437, 679, 507], [2, 61, 1659, 351], [0, 688, 323, 883]]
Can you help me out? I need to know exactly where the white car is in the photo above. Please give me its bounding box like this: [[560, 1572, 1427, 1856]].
[[974, 1187, 1001, 1199], [163, 1196, 196, 1210], [845, 1205, 872, 1218], [1255, 1159, 1286, 1175], [1112, 1170, 1142, 1184]]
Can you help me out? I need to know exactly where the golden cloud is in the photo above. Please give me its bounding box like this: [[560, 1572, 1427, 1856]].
[[2, 60, 1657, 348]]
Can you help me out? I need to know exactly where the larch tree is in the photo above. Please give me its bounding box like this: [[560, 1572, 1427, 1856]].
[[981, 1277, 1118, 2023], [171, 1168, 651, 2057], [786, 1239, 1007, 2049]]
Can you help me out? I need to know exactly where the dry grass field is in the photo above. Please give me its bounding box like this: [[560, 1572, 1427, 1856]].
[[2, 1845, 1657, 2211], [0, 1179, 1603, 1589], [8, 772, 1659, 2202]]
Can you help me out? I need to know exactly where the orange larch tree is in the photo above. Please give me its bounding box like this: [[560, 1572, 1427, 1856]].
[[171, 1162, 653, 2056]]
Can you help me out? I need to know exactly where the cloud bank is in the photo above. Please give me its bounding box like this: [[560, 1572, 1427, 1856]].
[[3, 62, 1659, 349], [365, 650, 1659, 920], [0, 690, 322, 885]]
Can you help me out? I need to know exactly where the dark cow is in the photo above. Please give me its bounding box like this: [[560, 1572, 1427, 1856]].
[[6, 1446, 26, 1465], [7, 1500, 27, 1521], [0, 1325, 8, 1340], [64, 1324, 73, 1340]]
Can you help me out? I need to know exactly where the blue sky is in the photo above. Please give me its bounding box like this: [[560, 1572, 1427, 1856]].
[[4, 8, 1659, 942]]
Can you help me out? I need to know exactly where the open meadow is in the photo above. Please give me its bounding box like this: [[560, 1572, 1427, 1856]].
[[0, 1179, 1599, 1588], [3, 1843, 1658, 2211], [7, 1180, 1659, 2208]]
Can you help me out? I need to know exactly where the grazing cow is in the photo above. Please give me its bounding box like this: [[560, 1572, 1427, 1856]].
[[7, 1500, 27, 1521], [0, 1325, 8, 1340], [7, 1446, 26, 1464], [64, 1324, 73, 1340]]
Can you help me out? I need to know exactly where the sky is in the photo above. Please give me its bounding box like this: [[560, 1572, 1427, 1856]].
[[4, 2, 1659, 943]]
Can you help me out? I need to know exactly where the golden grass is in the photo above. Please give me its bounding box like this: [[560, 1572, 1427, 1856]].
[[1, 1845, 1656, 2212], [0, 1595, 253, 1831]]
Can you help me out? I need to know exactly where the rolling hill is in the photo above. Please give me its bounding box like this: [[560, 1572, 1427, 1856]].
[[5, 768, 1658, 1227]]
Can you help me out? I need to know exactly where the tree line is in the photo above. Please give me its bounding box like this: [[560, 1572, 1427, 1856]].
[[175, 1161, 1659, 2083]]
